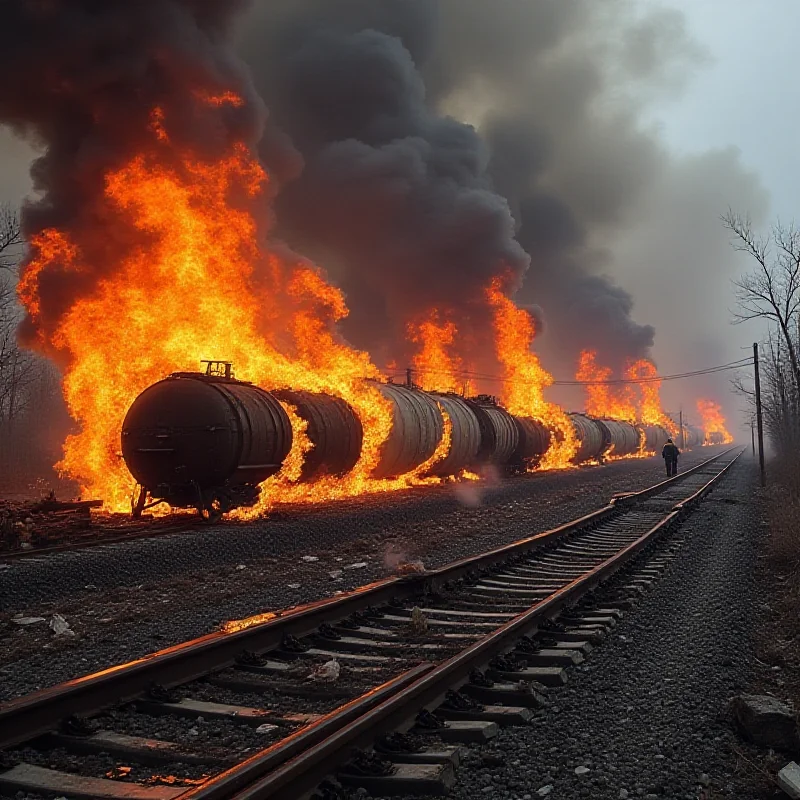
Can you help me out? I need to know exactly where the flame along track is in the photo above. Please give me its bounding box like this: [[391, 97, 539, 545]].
[[17, 101, 730, 520], [19, 142, 576, 516]]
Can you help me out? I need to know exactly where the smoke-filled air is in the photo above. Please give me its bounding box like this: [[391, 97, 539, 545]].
[[0, 0, 759, 514]]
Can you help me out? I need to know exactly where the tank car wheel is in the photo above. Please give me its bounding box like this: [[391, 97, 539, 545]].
[[202, 504, 224, 524], [198, 490, 233, 524], [197, 496, 223, 523]]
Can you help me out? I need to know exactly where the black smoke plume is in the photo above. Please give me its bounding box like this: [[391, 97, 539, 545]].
[[240, 6, 528, 370], [237, 0, 670, 375], [0, 0, 265, 358]]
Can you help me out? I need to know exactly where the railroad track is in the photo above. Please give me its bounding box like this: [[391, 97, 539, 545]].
[[0, 447, 741, 800], [0, 449, 722, 565]]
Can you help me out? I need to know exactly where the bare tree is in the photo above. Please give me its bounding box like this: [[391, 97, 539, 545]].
[[0, 202, 23, 273], [724, 210, 800, 392], [0, 203, 55, 490], [725, 210, 800, 456]]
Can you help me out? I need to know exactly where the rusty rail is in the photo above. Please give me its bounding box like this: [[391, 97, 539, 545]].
[[185, 449, 744, 799]]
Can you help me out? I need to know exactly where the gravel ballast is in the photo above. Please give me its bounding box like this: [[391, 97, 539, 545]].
[[441, 455, 762, 800], [0, 448, 725, 701]]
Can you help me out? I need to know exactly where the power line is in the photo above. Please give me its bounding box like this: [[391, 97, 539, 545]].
[[554, 358, 754, 386], [384, 357, 753, 389]]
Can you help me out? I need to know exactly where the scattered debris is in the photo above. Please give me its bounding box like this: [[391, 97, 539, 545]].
[[12, 616, 46, 626], [308, 658, 341, 682], [30, 497, 102, 514], [574, 765, 590, 776], [395, 560, 426, 575], [287, 583, 301, 589], [0, 493, 191, 556], [778, 762, 800, 799], [537, 786, 554, 797], [235, 564, 247, 571], [329, 570, 343, 580], [255, 723, 280, 734], [344, 561, 368, 570], [49, 614, 74, 637], [106, 766, 132, 779], [730, 694, 800, 751], [408, 607, 429, 635], [300, 556, 319, 563]]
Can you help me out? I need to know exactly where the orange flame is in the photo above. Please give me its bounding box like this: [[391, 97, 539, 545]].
[[487, 278, 577, 468], [696, 398, 733, 444], [22, 102, 456, 512], [625, 358, 676, 433], [408, 312, 466, 393], [576, 350, 637, 422]]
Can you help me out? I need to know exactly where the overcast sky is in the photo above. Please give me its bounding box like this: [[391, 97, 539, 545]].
[[617, 1, 796, 425], [656, 0, 798, 221]]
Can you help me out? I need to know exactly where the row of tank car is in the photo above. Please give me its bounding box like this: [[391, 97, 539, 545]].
[[120, 370, 703, 517]]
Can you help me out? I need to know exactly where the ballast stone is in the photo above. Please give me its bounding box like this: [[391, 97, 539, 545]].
[[729, 694, 800, 751], [778, 762, 800, 799]]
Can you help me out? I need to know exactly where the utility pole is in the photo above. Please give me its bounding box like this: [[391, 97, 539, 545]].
[[679, 409, 684, 450], [753, 342, 766, 487], [406, 367, 413, 388], [751, 418, 756, 456]]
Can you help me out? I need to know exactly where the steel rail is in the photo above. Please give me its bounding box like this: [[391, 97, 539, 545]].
[[613, 445, 736, 504], [0, 519, 199, 564], [0, 448, 732, 565], [185, 449, 744, 800], [0, 447, 736, 749]]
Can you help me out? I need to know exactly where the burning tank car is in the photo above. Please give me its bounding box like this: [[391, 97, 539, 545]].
[[121, 371, 690, 519]]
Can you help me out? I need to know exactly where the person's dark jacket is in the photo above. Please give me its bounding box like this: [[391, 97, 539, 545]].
[[662, 442, 680, 461]]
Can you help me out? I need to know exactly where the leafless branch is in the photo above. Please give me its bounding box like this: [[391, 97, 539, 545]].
[[0, 203, 24, 273]]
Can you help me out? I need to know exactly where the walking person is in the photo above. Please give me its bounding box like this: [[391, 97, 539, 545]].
[[662, 438, 680, 477]]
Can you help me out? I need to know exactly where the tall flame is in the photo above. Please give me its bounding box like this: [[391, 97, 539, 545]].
[[408, 312, 466, 393], [20, 103, 449, 511], [576, 350, 637, 421], [696, 399, 733, 444], [487, 278, 577, 468], [625, 358, 676, 433]]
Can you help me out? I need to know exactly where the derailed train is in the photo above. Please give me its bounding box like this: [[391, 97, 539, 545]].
[[121, 371, 702, 517]]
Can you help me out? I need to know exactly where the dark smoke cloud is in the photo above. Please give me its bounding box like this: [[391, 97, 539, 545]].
[[239, 8, 528, 368], [485, 114, 656, 372], [0, 0, 265, 357], [236, 0, 677, 374]]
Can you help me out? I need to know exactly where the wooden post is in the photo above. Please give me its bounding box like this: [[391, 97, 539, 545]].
[[754, 342, 766, 487], [406, 367, 413, 388], [679, 409, 684, 450]]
